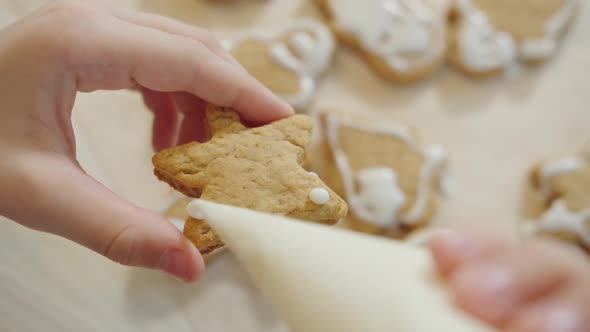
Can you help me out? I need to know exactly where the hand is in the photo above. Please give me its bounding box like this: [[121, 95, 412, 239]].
[[0, 1, 293, 282], [430, 232, 590, 332]]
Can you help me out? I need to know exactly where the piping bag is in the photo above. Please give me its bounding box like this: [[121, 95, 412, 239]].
[[188, 199, 497, 332]]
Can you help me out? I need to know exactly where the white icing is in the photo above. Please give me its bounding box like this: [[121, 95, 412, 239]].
[[309, 188, 330, 205], [523, 151, 590, 245], [169, 217, 185, 231], [308, 171, 319, 178], [525, 200, 590, 246], [456, 0, 517, 72], [187, 202, 206, 221], [326, 0, 445, 72], [538, 157, 584, 196], [404, 146, 447, 222], [190, 207, 205, 220], [355, 167, 407, 227], [226, 19, 334, 109], [520, 0, 579, 60], [325, 113, 448, 230]]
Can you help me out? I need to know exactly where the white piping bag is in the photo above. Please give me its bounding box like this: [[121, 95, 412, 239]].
[[188, 199, 497, 332]]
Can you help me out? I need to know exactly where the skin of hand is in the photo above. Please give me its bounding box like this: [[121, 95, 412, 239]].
[[429, 232, 590, 332], [0, 1, 293, 282]]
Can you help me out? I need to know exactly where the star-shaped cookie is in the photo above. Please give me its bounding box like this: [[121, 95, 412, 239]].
[[153, 105, 348, 254]]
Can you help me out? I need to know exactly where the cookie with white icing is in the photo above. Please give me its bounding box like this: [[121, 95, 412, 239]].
[[315, 0, 448, 82], [523, 146, 590, 252], [448, 0, 579, 77], [313, 110, 448, 239], [225, 18, 334, 110]]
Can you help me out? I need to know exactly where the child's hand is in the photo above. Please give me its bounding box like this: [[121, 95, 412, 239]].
[[0, 1, 293, 282], [430, 232, 590, 332]]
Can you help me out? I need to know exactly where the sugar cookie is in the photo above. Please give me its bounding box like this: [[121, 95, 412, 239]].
[[448, 0, 578, 77], [523, 146, 590, 252], [315, 0, 448, 82], [153, 105, 348, 254], [225, 18, 334, 110], [313, 110, 448, 238]]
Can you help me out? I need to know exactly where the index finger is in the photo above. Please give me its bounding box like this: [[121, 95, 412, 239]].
[[69, 12, 294, 124]]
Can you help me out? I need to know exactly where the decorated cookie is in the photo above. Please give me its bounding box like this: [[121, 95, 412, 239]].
[[448, 0, 578, 77], [523, 147, 590, 252], [153, 105, 348, 254], [225, 18, 334, 110], [315, 0, 448, 82], [312, 110, 448, 239]]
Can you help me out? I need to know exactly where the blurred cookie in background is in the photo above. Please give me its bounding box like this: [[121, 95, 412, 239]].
[[225, 18, 335, 111], [312, 110, 449, 239], [315, 0, 449, 82], [448, 0, 579, 78], [522, 145, 590, 253]]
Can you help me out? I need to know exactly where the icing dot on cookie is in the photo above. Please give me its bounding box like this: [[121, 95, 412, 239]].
[[309, 171, 319, 177], [187, 200, 206, 220], [309, 188, 329, 205]]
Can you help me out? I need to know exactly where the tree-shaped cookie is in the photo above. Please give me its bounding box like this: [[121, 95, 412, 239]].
[[153, 106, 348, 254]]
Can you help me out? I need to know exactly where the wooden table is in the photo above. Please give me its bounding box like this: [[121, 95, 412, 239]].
[[1, 1, 589, 331]]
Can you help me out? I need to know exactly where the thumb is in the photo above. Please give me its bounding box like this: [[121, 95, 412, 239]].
[[17, 156, 204, 282]]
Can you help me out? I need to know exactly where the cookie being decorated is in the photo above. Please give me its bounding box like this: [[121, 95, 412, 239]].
[[448, 0, 578, 77], [315, 0, 448, 82], [153, 105, 348, 254], [523, 146, 590, 252], [225, 18, 334, 110], [313, 110, 448, 239]]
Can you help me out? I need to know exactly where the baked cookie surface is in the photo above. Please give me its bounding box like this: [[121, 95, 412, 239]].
[[226, 18, 334, 110], [449, 0, 578, 77], [315, 0, 448, 82], [153, 105, 348, 254], [312, 110, 448, 239], [524, 147, 590, 252]]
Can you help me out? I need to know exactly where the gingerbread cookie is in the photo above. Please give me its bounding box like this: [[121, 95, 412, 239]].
[[448, 0, 578, 77], [523, 147, 590, 252], [312, 110, 448, 239], [225, 18, 334, 110], [315, 0, 448, 82], [153, 105, 348, 254]]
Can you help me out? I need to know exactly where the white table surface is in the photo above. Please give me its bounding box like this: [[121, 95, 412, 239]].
[[1, 0, 590, 331]]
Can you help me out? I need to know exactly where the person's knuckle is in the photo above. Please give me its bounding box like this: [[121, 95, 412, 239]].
[[200, 32, 224, 51], [41, 0, 93, 21], [102, 224, 138, 266], [31, 1, 106, 62]]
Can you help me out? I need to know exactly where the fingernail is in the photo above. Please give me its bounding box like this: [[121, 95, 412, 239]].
[[454, 264, 516, 321], [534, 305, 583, 332], [160, 250, 191, 282]]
